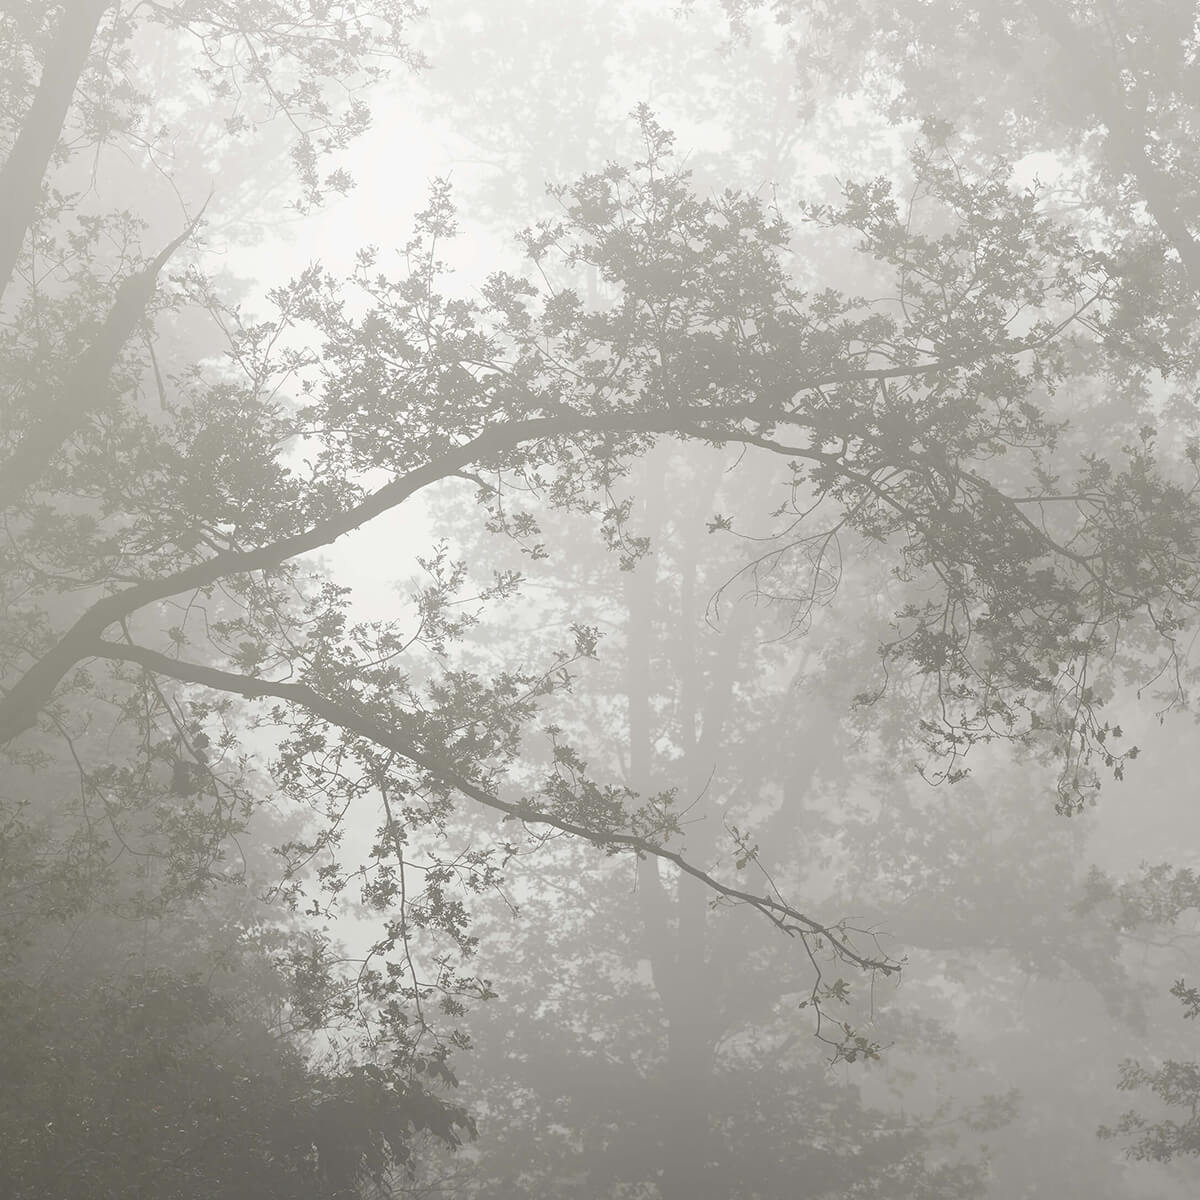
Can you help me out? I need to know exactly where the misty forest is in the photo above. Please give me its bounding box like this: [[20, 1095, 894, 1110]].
[[8, 2, 1200, 1197]]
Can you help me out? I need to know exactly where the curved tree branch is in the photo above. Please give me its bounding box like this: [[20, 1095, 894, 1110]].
[[0, 361, 1127, 751], [0, 399, 849, 745]]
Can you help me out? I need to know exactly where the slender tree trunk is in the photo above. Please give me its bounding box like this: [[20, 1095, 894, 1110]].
[[626, 452, 750, 1200], [0, 3, 206, 513], [0, 0, 108, 305]]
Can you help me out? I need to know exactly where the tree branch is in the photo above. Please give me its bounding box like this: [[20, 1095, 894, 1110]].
[[0, 363, 1096, 750], [0, 401, 840, 745], [0, 198, 210, 512], [90, 636, 899, 975]]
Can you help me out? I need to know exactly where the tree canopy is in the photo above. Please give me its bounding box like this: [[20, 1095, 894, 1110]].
[[5, 1, 1200, 1196]]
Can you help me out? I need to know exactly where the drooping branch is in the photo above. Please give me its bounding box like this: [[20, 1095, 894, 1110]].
[[0, 201, 209, 513], [90, 636, 899, 976], [0, 0, 110, 304]]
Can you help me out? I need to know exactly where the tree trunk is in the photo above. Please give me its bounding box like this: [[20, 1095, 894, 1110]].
[[0, 0, 109, 305], [625, 452, 750, 1200]]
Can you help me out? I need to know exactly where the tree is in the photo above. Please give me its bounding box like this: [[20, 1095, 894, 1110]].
[[0, 3, 465, 1193], [7, 0, 1200, 1187]]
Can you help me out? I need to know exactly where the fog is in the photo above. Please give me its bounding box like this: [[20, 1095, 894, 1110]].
[[3, 3, 1200, 1198]]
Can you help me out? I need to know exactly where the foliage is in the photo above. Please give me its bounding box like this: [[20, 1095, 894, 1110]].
[[7, 1, 1200, 1194], [1099, 976, 1200, 1164], [0, 954, 472, 1200]]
